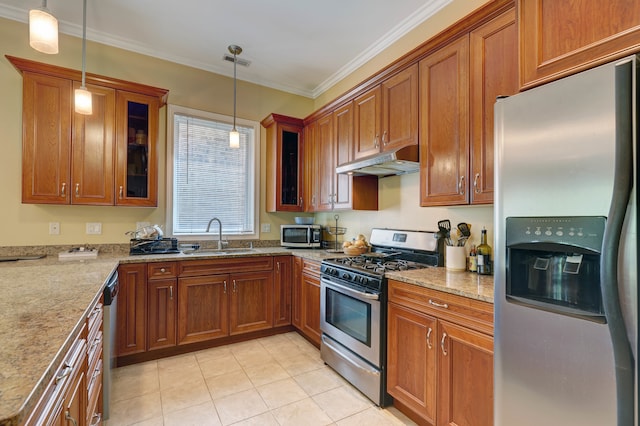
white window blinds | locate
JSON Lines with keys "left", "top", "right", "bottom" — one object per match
{"left": 170, "top": 110, "right": 257, "bottom": 236}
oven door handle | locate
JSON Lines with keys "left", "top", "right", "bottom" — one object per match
{"left": 322, "top": 335, "right": 381, "bottom": 377}
{"left": 321, "top": 278, "right": 380, "bottom": 301}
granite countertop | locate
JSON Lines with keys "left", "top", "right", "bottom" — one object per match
{"left": 385, "top": 268, "right": 494, "bottom": 303}
{"left": 0, "top": 247, "right": 490, "bottom": 425}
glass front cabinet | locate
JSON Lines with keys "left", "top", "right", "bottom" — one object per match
{"left": 116, "top": 91, "right": 160, "bottom": 206}
{"left": 261, "top": 113, "right": 305, "bottom": 212}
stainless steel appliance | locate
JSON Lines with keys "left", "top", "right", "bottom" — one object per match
{"left": 495, "top": 56, "right": 638, "bottom": 425}
{"left": 280, "top": 224, "right": 322, "bottom": 248}
{"left": 102, "top": 270, "right": 119, "bottom": 420}
{"left": 320, "top": 228, "right": 443, "bottom": 406}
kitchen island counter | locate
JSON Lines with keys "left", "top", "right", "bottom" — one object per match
{"left": 385, "top": 267, "right": 494, "bottom": 303}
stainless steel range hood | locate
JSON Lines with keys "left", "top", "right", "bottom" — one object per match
{"left": 335, "top": 145, "right": 419, "bottom": 177}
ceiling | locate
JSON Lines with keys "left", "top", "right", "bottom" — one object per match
{"left": 0, "top": 0, "right": 451, "bottom": 98}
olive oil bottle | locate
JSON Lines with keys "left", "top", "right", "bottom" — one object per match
{"left": 476, "top": 227, "right": 492, "bottom": 275}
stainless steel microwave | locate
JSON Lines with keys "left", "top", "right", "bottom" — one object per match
{"left": 280, "top": 224, "right": 322, "bottom": 248}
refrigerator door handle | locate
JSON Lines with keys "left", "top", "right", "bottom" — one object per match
{"left": 601, "top": 57, "right": 636, "bottom": 426}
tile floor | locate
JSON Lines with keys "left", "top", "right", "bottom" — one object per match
{"left": 106, "top": 332, "right": 416, "bottom": 426}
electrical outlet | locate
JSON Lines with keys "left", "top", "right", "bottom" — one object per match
{"left": 49, "top": 222, "right": 60, "bottom": 235}
{"left": 86, "top": 222, "right": 102, "bottom": 235}
{"left": 261, "top": 223, "right": 271, "bottom": 233}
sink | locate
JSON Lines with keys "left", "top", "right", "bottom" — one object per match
{"left": 182, "top": 248, "right": 256, "bottom": 255}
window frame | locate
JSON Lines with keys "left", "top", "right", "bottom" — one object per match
{"left": 165, "top": 104, "right": 261, "bottom": 240}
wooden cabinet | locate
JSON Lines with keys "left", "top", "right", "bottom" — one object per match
{"left": 310, "top": 111, "right": 378, "bottom": 212}
{"left": 261, "top": 114, "right": 305, "bottom": 212}
{"left": 229, "top": 270, "right": 274, "bottom": 334}
{"left": 7, "top": 55, "right": 167, "bottom": 207}
{"left": 86, "top": 302, "right": 104, "bottom": 425}
{"left": 387, "top": 279, "right": 493, "bottom": 426}
{"left": 117, "top": 263, "right": 147, "bottom": 356}
{"left": 303, "top": 121, "right": 319, "bottom": 211}
{"left": 293, "top": 258, "right": 322, "bottom": 347}
{"left": 292, "top": 256, "right": 303, "bottom": 328}
{"left": 519, "top": 0, "right": 640, "bottom": 90}
{"left": 420, "top": 8, "right": 516, "bottom": 206}
{"left": 147, "top": 262, "right": 177, "bottom": 350}
{"left": 177, "top": 274, "right": 229, "bottom": 345}
{"left": 353, "top": 64, "right": 419, "bottom": 159}
{"left": 274, "top": 255, "right": 293, "bottom": 327}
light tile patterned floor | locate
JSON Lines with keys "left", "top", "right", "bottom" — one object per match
{"left": 105, "top": 332, "right": 416, "bottom": 426}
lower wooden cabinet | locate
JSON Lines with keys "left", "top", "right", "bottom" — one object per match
{"left": 117, "top": 263, "right": 147, "bottom": 356}
{"left": 229, "top": 270, "right": 274, "bottom": 335}
{"left": 387, "top": 279, "right": 494, "bottom": 426}
{"left": 293, "top": 257, "right": 322, "bottom": 346}
{"left": 148, "top": 278, "right": 177, "bottom": 350}
{"left": 274, "top": 256, "right": 293, "bottom": 327}
{"left": 177, "top": 274, "right": 229, "bottom": 344}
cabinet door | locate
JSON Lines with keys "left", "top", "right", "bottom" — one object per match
{"left": 519, "top": 0, "right": 640, "bottom": 90}
{"left": 316, "top": 113, "right": 335, "bottom": 211}
{"left": 115, "top": 91, "right": 159, "bottom": 206}
{"left": 300, "top": 271, "right": 322, "bottom": 347}
{"left": 117, "top": 264, "right": 147, "bottom": 356}
{"left": 147, "top": 278, "right": 177, "bottom": 350}
{"left": 333, "top": 102, "right": 354, "bottom": 210}
{"left": 62, "top": 366, "right": 87, "bottom": 426}
{"left": 387, "top": 302, "right": 437, "bottom": 426}
{"left": 72, "top": 82, "right": 116, "bottom": 205}
{"left": 177, "top": 275, "right": 229, "bottom": 344}
{"left": 469, "top": 8, "right": 517, "bottom": 205}
{"left": 437, "top": 320, "right": 493, "bottom": 426}
{"left": 419, "top": 36, "right": 470, "bottom": 206}
{"left": 303, "top": 121, "right": 318, "bottom": 211}
{"left": 381, "top": 64, "right": 418, "bottom": 152}
{"left": 21, "top": 72, "right": 72, "bottom": 204}
{"left": 353, "top": 87, "right": 381, "bottom": 159}
{"left": 274, "top": 256, "right": 293, "bottom": 327}
{"left": 292, "top": 256, "right": 303, "bottom": 328}
{"left": 229, "top": 270, "right": 274, "bottom": 335}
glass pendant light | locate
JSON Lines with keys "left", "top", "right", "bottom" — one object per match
{"left": 29, "top": 0, "right": 59, "bottom": 54}
{"left": 229, "top": 45, "right": 242, "bottom": 149}
{"left": 74, "top": 0, "right": 92, "bottom": 115}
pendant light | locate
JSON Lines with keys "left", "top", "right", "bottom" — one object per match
{"left": 29, "top": 0, "right": 58, "bottom": 54}
{"left": 228, "top": 45, "right": 242, "bottom": 149}
{"left": 74, "top": 0, "right": 92, "bottom": 115}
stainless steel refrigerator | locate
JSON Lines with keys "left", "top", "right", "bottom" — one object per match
{"left": 494, "top": 56, "right": 638, "bottom": 425}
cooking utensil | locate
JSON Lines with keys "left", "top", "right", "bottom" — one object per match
{"left": 456, "top": 222, "right": 471, "bottom": 246}
{"left": 438, "top": 219, "right": 452, "bottom": 245}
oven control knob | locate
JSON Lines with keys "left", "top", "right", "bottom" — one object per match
{"left": 341, "top": 272, "right": 351, "bottom": 280}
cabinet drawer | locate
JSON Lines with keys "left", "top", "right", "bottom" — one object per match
{"left": 87, "top": 302, "right": 103, "bottom": 337}
{"left": 302, "top": 259, "right": 320, "bottom": 277}
{"left": 388, "top": 279, "right": 493, "bottom": 335}
{"left": 87, "top": 330, "right": 103, "bottom": 375}
{"left": 148, "top": 261, "right": 178, "bottom": 279}
{"left": 179, "top": 256, "right": 273, "bottom": 277}
{"left": 87, "top": 358, "right": 103, "bottom": 424}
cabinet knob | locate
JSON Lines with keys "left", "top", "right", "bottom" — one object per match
{"left": 473, "top": 173, "right": 481, "bottom": 194}
{"left": 160, "top": 268, "right": 166, "bottom": 273}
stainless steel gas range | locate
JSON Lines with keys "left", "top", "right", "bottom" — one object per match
{"left": 319, "top": 228, "right": 443, "bottom": 406}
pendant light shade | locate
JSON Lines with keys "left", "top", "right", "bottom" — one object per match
{"left": 29, "top": 1, "right": 58, "bottom": 54}
{"left": 74, "top": 0, "right": 92, "bottom": 115}
{"left": 229, "top": 44, "right": 242, "bottom": 149}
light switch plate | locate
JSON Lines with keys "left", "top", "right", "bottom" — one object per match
{"left": 86, "top": 222, "right": 102, "bottom": 235}
{"left": 49, "top": 222, "right": 60, "bottom": 235}
{"left": 261, "top": 223, "right": 271, "bottom": 233}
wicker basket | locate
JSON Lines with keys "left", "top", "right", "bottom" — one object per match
{"left": 343, "top": 246, "right": 369, "bottom": 256}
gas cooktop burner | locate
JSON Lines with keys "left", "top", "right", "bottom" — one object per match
{"left": 331, "top": 256, "right": 426, "bottom": 274}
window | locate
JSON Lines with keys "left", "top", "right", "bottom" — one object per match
{"left": 166, "top": 105, "right": 260, "bottom": 239}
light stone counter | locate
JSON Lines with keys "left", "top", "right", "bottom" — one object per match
{"left": 385, "top": 268, "right": 494, "bottom": 303}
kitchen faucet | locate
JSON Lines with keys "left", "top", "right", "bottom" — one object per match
{"left": 206, "top": 217, "right": 226, "bottom": 250}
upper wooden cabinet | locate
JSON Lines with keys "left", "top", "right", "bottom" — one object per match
{"left": 519, "top": 0, "right": 640, "bottom": 90}
{"left": 261, "top": 114, "right": 305, "bottom": 212}
{"left": 7, "top": 55, "right": 168, "bottom": 207}
{"left": 353, "top": 64, "right": 419, "bottom": 159}
{"left": 420, "top": 8, "right": 517, "bottom": 206}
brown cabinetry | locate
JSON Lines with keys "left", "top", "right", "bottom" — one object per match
{"left": 86, "top": 302, "right": 103, "bottom": 425}
{"left": 387, "top": 279, "right": 493, "bottom": 426}
{"left": 353, "top": 64, "right": 418, "bottom": 159}
{"left": 261, "top": 114, "right": 305, "bottom": 212}
{"left": 117, "top": 263, "right": 147, "bottom": 356}
{"left": 293, "top": 257, "right": 322, "bottom": 347}
{"left": 420, "top": 8, "right": 516, "bottom": 206}
{"left": 292, "top": 256, "right": 303, "bottom": 328}
{"left": 147, "top": 262, "right": 177, "bottom": 350}
{"left": 274, "top": 255, "right": 293, "bottom": 326}
{"left": 309, "top": 111, "right": 377, "bottom": 212}
{"left": 7, "top": 56, "right": 167, "bottom": 207}
{"left": 177, "top": 274, "right": 229, "bottom": 344}
{"left": 519, "top": 0, "right": 640, "bottom": 90}
{"left": 229, "top": 270, "right": 274, "bottom": 334}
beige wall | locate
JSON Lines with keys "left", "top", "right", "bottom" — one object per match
{"left": 0, "top": 0, "right": 494, "bottom": 249}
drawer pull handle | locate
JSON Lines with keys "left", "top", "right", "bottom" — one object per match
{"left": 223, "top": 280, "right": 227, "bottom": 294}
{"left": 277, "top": 262, "right": 280, "bottom": 273}
{"left": 458, "top": 175, "right": 465, "bottom": 195}
{"left": 65, "top": 411, "right": 78, "bottom": 426}
{"left": 90, "top": 413, "right": 102, "bottom": 426}
{"left": 428, "top": 299, "right": 449, "bottom": 309}
{"left": 75, "top": 183, "right": 80, "bottom": 196}
{"left": 441, "top": 332, "right": 448, "bottom": 356}
{"left": 160, "top": 268, "right": 166, "bottom": 273}
{"left": 426, "top": 327, "right": 433, "bottom": 350}
{"left": 170, "top": 285, "right": 173, "bottom": 300}
{"left": 119, "top": 185, "right": 124, "bottom": 198}
{"left": 55, "top": 363, "right": 72, "bottom": 383}
{"left": 473, "top": 173, "right": 481, "bottom": 193}
{"left": 61, "top": 182, "right": 66, "bottom": 196}
{"left": 233, "top": 279, "right": 237, "bottom": 293}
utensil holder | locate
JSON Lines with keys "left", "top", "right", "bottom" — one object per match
{"left": 446, "top": 246, "right": 467, "bottom": 271}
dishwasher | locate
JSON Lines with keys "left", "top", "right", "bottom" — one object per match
{"left": 102, "top": 270, "right": 119, "bottom": 420}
